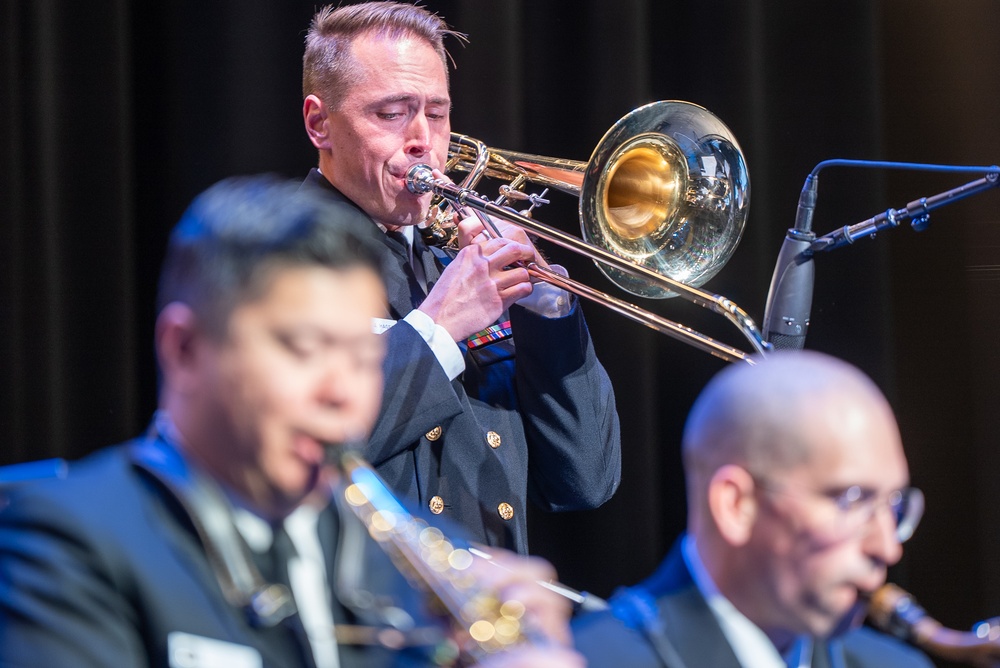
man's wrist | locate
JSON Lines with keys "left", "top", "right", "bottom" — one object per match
{"left": 404, "top": 309, "right": 465, "bottom": 380}
{"left": 517, "top": 263, "right": 573, "bottom": 318}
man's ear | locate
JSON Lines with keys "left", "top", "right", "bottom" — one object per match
{"left": 155, "top": 302, "right": 203, "bottom": 397}
{"left": 707, "top": 464, "right": 759, "bottom": 547}
{"left": 303, "top": 94, "right": 332, "bottom": 150}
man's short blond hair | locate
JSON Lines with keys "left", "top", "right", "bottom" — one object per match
{"left": 303, "top": 2, "right": 462, "bottom": 109}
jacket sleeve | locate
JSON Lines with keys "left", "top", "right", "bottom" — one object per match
{"left": 0, "top": 486, "right": 148, "bottom": 667}
{"left": 363, "top": 321, "right": 464, "bottom": 467}
{"left": 509, "top": 300, "right": 622, "bottom": 511}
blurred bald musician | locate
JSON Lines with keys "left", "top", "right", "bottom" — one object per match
{"left": 573, "top": 351, "right": 933, "bottom": 668}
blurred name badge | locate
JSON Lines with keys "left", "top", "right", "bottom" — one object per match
{"left": 372, "top": 318, "right": 397, "bottom": 334}
{"left": 168, "top": 632, "right": 262, "bottom": 668}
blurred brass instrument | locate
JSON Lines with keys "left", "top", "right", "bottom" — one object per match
{"left": 868, "top": 583, "right": 1000, "bottom": 667}
{"left": 409, "top": 100, "right": 770, "bottom": 364}
{"left": 333, "top": 449, "right": 545, "bottom": 664}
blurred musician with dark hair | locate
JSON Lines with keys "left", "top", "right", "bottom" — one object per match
{"left": 0, "top": 176, "right": 584, "bottom": 668}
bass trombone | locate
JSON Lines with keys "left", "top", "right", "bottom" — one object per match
{"left": 408, "top": 100, "right": 770, "bottom": 364}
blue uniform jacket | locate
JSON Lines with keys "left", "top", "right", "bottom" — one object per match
{"left": 572, "top": 537, "right": 935, "bottom": 668}
{"left": 304, "top": 169, "right": 622, "bottom": 553}
{"left": 0, "top": 433, "right": 436, "bottom": 668}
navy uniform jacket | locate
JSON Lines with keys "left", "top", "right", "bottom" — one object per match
{"left": 304, "top": 169, "right": 622, "bottom": 553}
{"left": 0, "top": 434, "right": 434, "bottom": 668}
{"left": 571, "top": 539, "right": 934, "bottom": 668}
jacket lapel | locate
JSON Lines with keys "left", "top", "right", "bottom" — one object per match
{"left": 130, "top": 432, "right": 309, "bottom": 668}
{"left": 376, "top": 233, "right": 425, "bottom": 318}
{"left": 646, "top": 540, "right": 745, "bottom": 668}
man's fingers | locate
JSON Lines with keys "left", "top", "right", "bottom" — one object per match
{"left": 456, "top": 213, "right": 537, "bottom": 249}
{"left": 477, "top": 647, "right": 585, "bottom": 668}
{"left": 456, "top": 216, "right": 485, "bottom": 245}
{"left": 495, "top": 263, "right": 531, "bottom": 288}
{"left": 484, "top": 239, "right": 535, "bottom": 269}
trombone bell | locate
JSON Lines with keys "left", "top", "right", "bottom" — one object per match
{"left": 582, "top": 101, "right": 750, "bottom": 299}
{"left": 601, "top": 136, "right": 685, "bottom": 242}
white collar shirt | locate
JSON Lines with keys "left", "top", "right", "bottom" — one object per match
{"left": 681, "top": 535, "right": 790, "bottom": 668}
{"left": 231, "top": 502, "right": 340, "bottom": 668}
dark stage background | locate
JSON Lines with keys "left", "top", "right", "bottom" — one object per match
{"left": 3, "top": 1, "right": 999, "bottom": 664}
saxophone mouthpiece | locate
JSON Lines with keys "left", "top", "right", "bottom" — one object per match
{"left": 866, "top": 583, "right": 928, "bottom": 642}
{"left": 867, "top": 583, "right": 1000, "bottom": 668}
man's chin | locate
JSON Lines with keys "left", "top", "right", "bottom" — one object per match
{"left": 804, "top": 601, "right": 864, "bottom": 639}
{"left": 297, "top": 464, "right": 323, "bottom": 498}
{"left": 382, "top": 190, "right": 431, "bottom": 226}
{"left": 395, "top": 207, "right": 429, "bottom": 228}
{"left": 272, "top": 468, "right": 324, "bottom": 516}
{"left": 827, "top": 600, "right": 870, "bottom": 637}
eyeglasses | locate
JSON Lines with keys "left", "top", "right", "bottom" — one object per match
{"left": 753, "top": 476, "right": 925, "bottom": 544}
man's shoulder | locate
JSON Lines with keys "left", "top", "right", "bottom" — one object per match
{"left": 842, "top": 625, "right": 935, "bottom": 667}
{"left": 1, "top": 442, "right": 148, "bottom": 528}
{"left": 571, "top": 606, "right": 665, "bottom": 668}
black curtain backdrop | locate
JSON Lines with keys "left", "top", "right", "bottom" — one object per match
{"left": 3, "top": 2, "right": 999, "bottom": 663}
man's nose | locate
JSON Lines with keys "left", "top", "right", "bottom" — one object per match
{"left": 404, "top": 113, "right": 431, "bottom": 156}
{"left": 863, "top": 503, "right": 904, "bottom": 566}
{"left": 316, "top": 355, "right": 353, "bottom": 407}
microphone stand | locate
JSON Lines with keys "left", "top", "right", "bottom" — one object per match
{"left": 809, "top": 170, "right": 1000, "bottom": 254}
{"left": 763, "top": 161, "right": 1000, "bottom": 349}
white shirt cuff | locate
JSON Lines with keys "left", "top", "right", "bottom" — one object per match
{"left": 516, "top": 263, "right": 572, "bottom": 317}
{"left": 403, "top": 309, "right": 465, "bottom": 381}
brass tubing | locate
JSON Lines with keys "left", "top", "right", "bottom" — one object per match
{"left": 407, "top": 165, "right": 768, "bottom": 364}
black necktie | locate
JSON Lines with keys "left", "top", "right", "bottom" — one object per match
{"left": 255, "top": 525, "right": 317, "bottom": 668}
{"left": 262, "top": 524, "right": 296, "bottom": 588}
{"left": 410, "top": 232, "right": 440, "bottom": 292}
{"left": 384, "top": 230, "right": 438, "bottom": 308}
{"left": 784, "top": 637, "right": 835, "bottom": 668}
{"left": 811, "top": 638, "right": 834, "bottom": 668}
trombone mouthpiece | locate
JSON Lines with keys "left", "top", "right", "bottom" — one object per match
{"left": 405, "top": 164, "right": 435, "bottom": 194}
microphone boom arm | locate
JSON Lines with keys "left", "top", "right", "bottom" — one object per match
{"left": 810, "top": 171, "right": 1000, "bottom": 254}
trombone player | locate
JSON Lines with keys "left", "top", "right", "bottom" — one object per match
{"left": 300, "top": 1, "right": 621, "bottom": 554}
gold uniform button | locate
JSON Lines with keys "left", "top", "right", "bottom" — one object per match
{"left": 429, "top": 496, "right": 445, "bottom": 514}
{"left": 497, "top": 502, "right": 514, "bottom": 521}
{"left": 486, "top": 431, "right": 502, "bottom": 449}
{"left": 425, "top": 426, "right": 442, "bottom": 441}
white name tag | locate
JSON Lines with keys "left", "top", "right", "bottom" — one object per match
{"left": 168, "top": 632, "right": 263, "bottom": 668}
{"left": 372, "top": 317, "right": 397, "bottom": 334}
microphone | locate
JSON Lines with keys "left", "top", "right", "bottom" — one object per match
{"left": 762, "top": 175, "right": 819, "bottom": 350}
{"left": 763, "top": 160, "right": 997, "bottom": 351}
